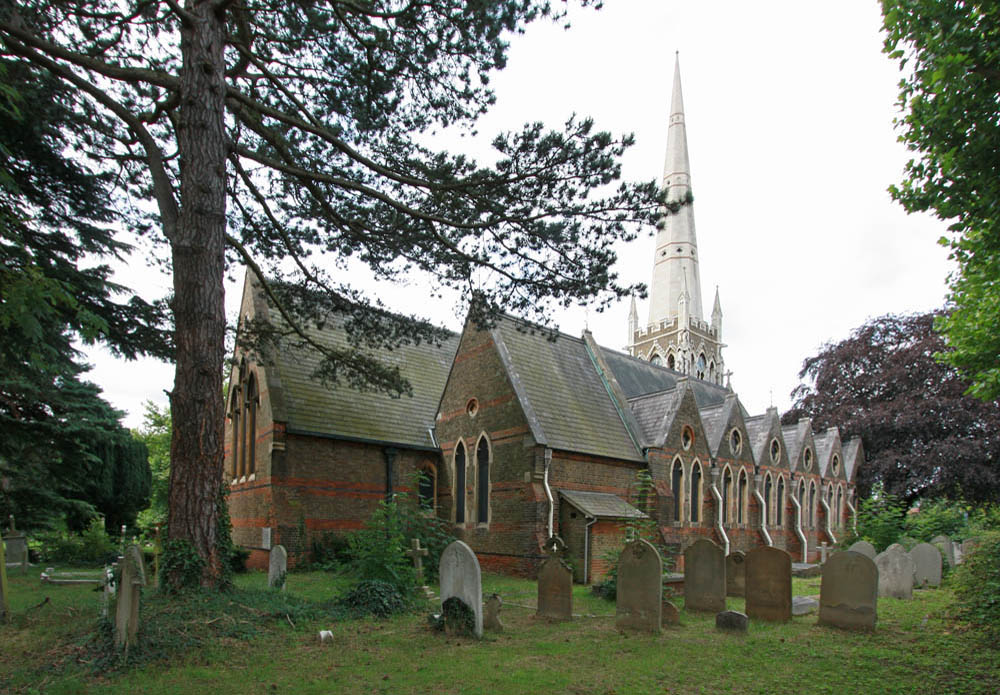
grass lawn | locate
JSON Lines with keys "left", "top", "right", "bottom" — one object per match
{"left": 2, "top": 565, "right": 998, "bottom": 695}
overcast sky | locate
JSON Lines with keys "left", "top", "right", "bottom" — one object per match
{"left": 84, "top": 1, "right": 953, "bottom": 430}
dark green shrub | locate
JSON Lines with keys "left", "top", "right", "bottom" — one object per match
{"left": 850, "top": 488, "right": 907, "bottom": 551}
{"left": 310, "top": 531, "right": 352, "bottom": 570}
{"left": 37, "top": 518, "right": 118, "bottom": 565}
{"left": 337, "top": 579, "right": 409, "bottom": 618}
{"left": 229, "top": 546, "right": 250, "bottom": 574}
{"left": 345, "top": 500, "right": 415, "bottom": 594}
{"left": 905, "top": 499, "right": 970, "bottom": 541}
{"left": 950, "top": 530, "right": 1000, "bottom": 642}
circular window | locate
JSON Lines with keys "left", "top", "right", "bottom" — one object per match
{"left": 466, "top": 398, "right": 479, "bottom": 417}
{"left": 682, "top": 426, "right": 694, "bottom": 451}
{"left": 730, "top": 429, "right": 742, "bottom": 455}
{"left": 832, "top": 455, "right": 840, "bottom": 475}
{"left": 804, "top": 447, "right": 813, "bottom": 470}
{"left": 770, "top": 439, "right": 780, "bottom": 463}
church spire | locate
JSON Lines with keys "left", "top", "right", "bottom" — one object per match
{"left": 646, "top": 52, "right": 704, "bottom": 326}
{"left": 627, "top": 294, "right": 638, "bottom": 344}
{"left": 711, "top": 285, "right": 723, "bottom": 339}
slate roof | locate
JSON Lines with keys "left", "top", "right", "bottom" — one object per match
{"left": 559, "top": 489, "right": 648, "bottom": 519}
{"left": 814, "top": 429, "right": 836, "bottom": 477}
{"left": 601, "top": 347, "right": 731, "bottom": 408}
{"left": 628, "top": 387, "right": 683, "bottom": 446}
{"left": 268, "top": 312, "right": 459, "bottom": 450}
{"left": 843, "top": 437, "right": 863, "bottom": 482}
{"left": 492, "top": 318, "right": 644, "bottom": 462}
{"left": 698, "top": 402, "right": 728, "bottom": 457}
{"left": 745, "top": 412, "right": 775, "bottom": 464}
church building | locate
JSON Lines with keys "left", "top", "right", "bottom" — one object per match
{"left": 225, "top": 57, "right": 861, "bottom": 578}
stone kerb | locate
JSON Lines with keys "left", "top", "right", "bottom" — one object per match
{"left": 875, "top": 546, "right": 915, "bottom": 600}
{"left": 114, "top": 544, "right": 147, "bottom": 649}
{"left": 909, "top": 543, "right": 942, "bottom": 588}
{"left": 684, "top": 539, "right": 726, "bottom": 613}
{"left": 537, "top": 555, "right": 573, "bottom": 621}
{"left": 268, "top": 544, "right": 287, "bottom": 590}
{"left": 725, "top": 551, "right": 745, "bottom": 597}
{"left": 847, "top": 540, "right": 876, "bottom": 560}
{"left": 745, "top": 546, "right": 792, "bottom": 622}
{"left": 818, "top": 550, "right": 877, "bottom": 631}
{"left": 615, "top": 538, "right": 662, "bottom": 633}
{"left": 440, "top": 540, "right": 483, "bottom": 638}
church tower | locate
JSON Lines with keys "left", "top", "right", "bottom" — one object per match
{"left": 628, "top": 54, "right": 726, "bottom": 385}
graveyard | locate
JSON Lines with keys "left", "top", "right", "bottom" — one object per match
{"left": 2, "top": 540, "right": 999, "bottom": 695}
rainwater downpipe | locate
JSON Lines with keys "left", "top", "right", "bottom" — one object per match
{"left": 846, "top": 493, "right": 858, "bottom": 535}
{"left": 788, "top": 481, "right": 808, "bottom": 563}
{"left": 820, "top": 489, "right": 837, "bottom": 546}
{"left": 752, "top": 473, "right": 773, "bottom": 547}
{"left": 543, "top": 448, "right": 554, "bottom": 539}
{"left": 709, "top": 468, "right": 730, "bottom": 555}
{"left": 583, "top": 514, "right": 598, "bottom": 584}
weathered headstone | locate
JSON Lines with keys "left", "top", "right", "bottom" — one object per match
{"left": 484, "top": 593, "right": 504, "bottom": 632}
{"left": 884, "top": 542, "right": 906, "bottom": 555}
{"left": 440, "top": 540, "right": 483, "bottom": 638}
{"left": 684, "top": 539, "right": 726, "bottom": 613}
{"left": 114, "top": 545, "right": 147, "bottom": 649}
{"left": 268, "top": 544, "right": 287, "bottom": 590}
{"left": 792, "top": 596, "right": 818, "bottom": 616}
{"left": 662, "top": 599, "right": 680, "bottom": 625}
{"left": 745, "top": 546, "right": 792, "bottom": 622}
{"left": 537, "top": 540, "right": 573, "bottom": 621}
{"left": 615, "top": 538, "right": 662, "bottom": 633}
{"left": 875, "top": 546, "right": 915, "bottom": 600}
{"left": 930, "top": 535, "right": 955, "bottom": 567}
{"left": 819, "top": 550, "right": 878, "bottom": 631}
{"left": 847, "top": 540, "right": 876, "bottom": 560}
{"left": 725, "top": 551, "right": 746, "bottom": 597}
{"left": 909, "top": 543, "right": 942, "bottom": 588}
{"left": 3, "top": 532, "right": 28, "bottom": 573}
{"left": 716, "top": 610, "right": 748, "bottom": 632}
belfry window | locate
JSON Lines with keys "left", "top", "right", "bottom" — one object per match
{"left": 650, "top": 354, "right": 663, "bottom": 367}
{"left": 696, "top": 353, "right": 707, "bottom": 379}
{"left": 667, "top": 353, "right": 676, "bottom": 370}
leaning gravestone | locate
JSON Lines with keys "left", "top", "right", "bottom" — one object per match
{"left": 819, "top": 550, "right": 877, "bottom": 631}
{"left": 725, "top": 551, "right": 746, "bottom": 597}
{"left": 875, "top": 546, "right": 915, "bottom": 600}
{"left": 114, "top": 544, "right": 147, "bottom": 649}
{"left": 931, "top": 535, "right": 955, "bottom": 568}
{"left": 268, "top": 544, "right": 287, "bottom": 590}
{"left": 847, "top": 540, "right": 876, "bottom": 560}
{"left": 684, "top": 539, "right": 726, "bottom": 613}
{"left": 909, "top": 543, "right": 942, "bottom": 588}
{"left": 440, "top": 540, "right": 483, "bottom": 638}
{"left": 615, "top": 538, "right": 662, "bottom": 633}
{"left": 537, "top": 540, "right": 573, "bottom": 621}
{"left": 745, "top": 546, "right": 792, "bottom": 622}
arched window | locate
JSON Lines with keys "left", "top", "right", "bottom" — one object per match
{"left": 737, "top": 470, "right": 747, "bottom": 525}
{"left": 808, "top": 481, "right": 817, "bottom": 529}
{"left": 476, "top": 436, "right": 490, "bottom": 524}
{"left": 836, "top": 485, "right": 844, "bottom": 529}
{"left": 722, "top": 467, "right": 733, "bottom": 525}
{"left": 650, "top": 354, "right": 663, "bottom": 367}
{"left": 454, "top": 441, "right": 466, "bottom": 524}
{"left": 764, "top": 474, "right": 773, "bottom": 527}
{"left": 229, "top": 388, "right": 240, "bottom": 480}
{"left": 709, "top": 361, "right": 716, "bottom": 382}
{"left": 797, "top": 480, "right": 805, "bottom": 525}
{"left": 689, "top": 462, "right": 702, "bottom": 523}
{"left": 244, "top": 373, "right": 258, "bottom": 477}
{"left": 667, "top": 353, "right": 676, "bottom": 370}
{"left": 671, "top": 458, "right": 684, "bottom": 522}
{"left": 776, "top": 476, "right": 785, "bottom": 527}
{"left": 418, "top": 465, "right": 437, "bottom": 511}
{"left": 696, "top": 353, "right": 707, "bottom": 379}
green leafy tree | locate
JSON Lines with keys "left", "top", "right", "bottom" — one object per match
{"left": 881, "top": 2, "right": 1000, "bottom": 400}
{"left": 0, "top": 2, "right": 660, "bottom": 586}
{"left": 135, "top": 401, "right": 172, "bottom": 530}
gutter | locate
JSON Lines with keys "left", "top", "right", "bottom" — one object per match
{"left": 788, "top": 482, "right": 808, "bottom": 563}
{"left": 709, "top": 468, "right": 730, "bottom": 555}
{"left": 820, "top": 489, "right": 837, "bottom": 546}
{"left": 543, "top": 448, "right": 554, "bottom": 538}
{"left": 752, "top": 473, "right": 773, "bottom": 546}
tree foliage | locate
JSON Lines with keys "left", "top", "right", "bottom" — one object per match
{"left": 784, "top": 312, "right": 1000, "bottom": 506}
{"left": 134, "top": 401, "right": 172, "bottom": 530}
{"left": 0, "top": 1, "right": 661, "bottom": 585}
{"left": 881, "top": 2, "right": 1000, "bottom": 400}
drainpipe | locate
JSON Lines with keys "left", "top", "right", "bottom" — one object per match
{"left": 752, "top": 473, "right": 773, "bottom": 546}
{"left": 846, "top": 491, "right": 857, "bottom": 535}
{"left": 709, "top": 468, "right": 730, "bottom": 555}
{"left": 788, "top": 482, "right": 808, "bottom": 563}
{"left": 543, "top": 448, "right": 554, "bottom": 538}
{"left": 820, "top": 488, "right": 837, "bottom": 546}
{"left": 583, "top": 514, "right": 598, "bottom": 584}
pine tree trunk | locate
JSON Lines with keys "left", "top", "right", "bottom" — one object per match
{"left": 166, "top": 1, "right": 228, "bottom": 587}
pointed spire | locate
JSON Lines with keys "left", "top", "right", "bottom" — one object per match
{"left": 711, "top": 285, "right": 723, "bottom": 338}
{"left": 627, "top": 294, "right": 639, "bottom": 345}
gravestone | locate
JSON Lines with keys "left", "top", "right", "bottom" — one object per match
{"left": 715, "top": 610, "right": 748, "bottom": 632}
{"left": 3, "top": 531, "right": 28, "bottom": 573}
{"left": 818, "top": 542, "right": 830, "bottom": 564}
{"left": 662, "top": 600, "right": 680, "bottom": 625}
{"left": 885, "top": 543, "right": 906, "bottom": 555}
{"left": 440, "top": 540, "right": 483, "bottom": 638}
{"left": 819, "top": 551, "right": 877, "bottom": 631}
{"left": 268, "top": 544, "right": 287, "bottom": 590}
{"left": 484, "top": 594, "right": 504, "bottom": 632}
{"left": 114, "top": 545, "right": 147, "bottom": 649}
{"left": 725, "top": 551, "right": 745, "bottom": 597}
{"left": 615, "top": 538, "right": 662, "bottom": 633}
{"left": 909, "top": 543, "right": 942, "bottom": 588}
{"left": 930, "top": 535, "right": 955, "bottom": 567}
{"left": 684, "top": 539, "right": 726, "bottom": 613}
{"left": 745, "top": 546, "right": 792, "bottom": 622}
{"left": 792, "top": 596, "right": 818, "bottom": 615}
{"left": 537, "top": 538, "right": 572, "bottom": 621}
{"left": 875, "top": 546, "right": 915, "bottom": 599}
{"left": 847, "top": 540, "right": 876, "bottom": 560}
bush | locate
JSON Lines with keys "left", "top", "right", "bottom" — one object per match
{"left": 905, "top": 499, "right": 969, "bottom": 541}
{"left": 309, "top": 531, "right": 352, "bottom": 571}
{"left": 36, "top": 518, "right": 118, "bottom": 565}
{"left": 345, "top": 500, "right": 415, "bottom": 594}
{"left": 336, "top": 579, "right": 410, "bottom": 618}
{"left": 950, "top": 531, "right": 1000, "bottom": 642}
{"left": 850, "top": 488, "right": 907, "bottom": 551}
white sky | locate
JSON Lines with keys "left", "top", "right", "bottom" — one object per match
{"left": 84, "top": 1, "right": 952, "bottom": 430}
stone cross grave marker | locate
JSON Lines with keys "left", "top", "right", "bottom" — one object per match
{"left": 440, "top": 540, "right": 483, "bottom": 638}
{"left": 746, "top": 546, "right": 792, "bottom": 622}
{"left": 406, "top": 537, "right": 431, "bottom": 597}
{"left": 847, "top": 540, "right": 876, "bottom": 560}
{"left": 931, "top": 535, "right": 955, "bottom": 568}
{"left": 725, "top": 551, "right": 745, "bottom": 597}
{"left": 114, "top": 544, "right": 147, "bottom": 649}
{"left": 684, "top": 538, "right": 726, "bottom": 613}
{"left": 818, "top": 550, "right": 878, "bottom": 631}
{"left": 818, "top": 542, "right": 830, "bottom": 564}
{"left": 909, "top": 543, "right": 942, "bottom": 588}
{"left": 537, "top": 536, "right": 572, "bottom": 621}
{"left": 875, "top": 545, "right": 915, "bottom": 600}
{"left": 615, "top": 538, "right": 662, "bottom": 633}
{"left": 268, "top": 544, "right": 287, "bottom": 590}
